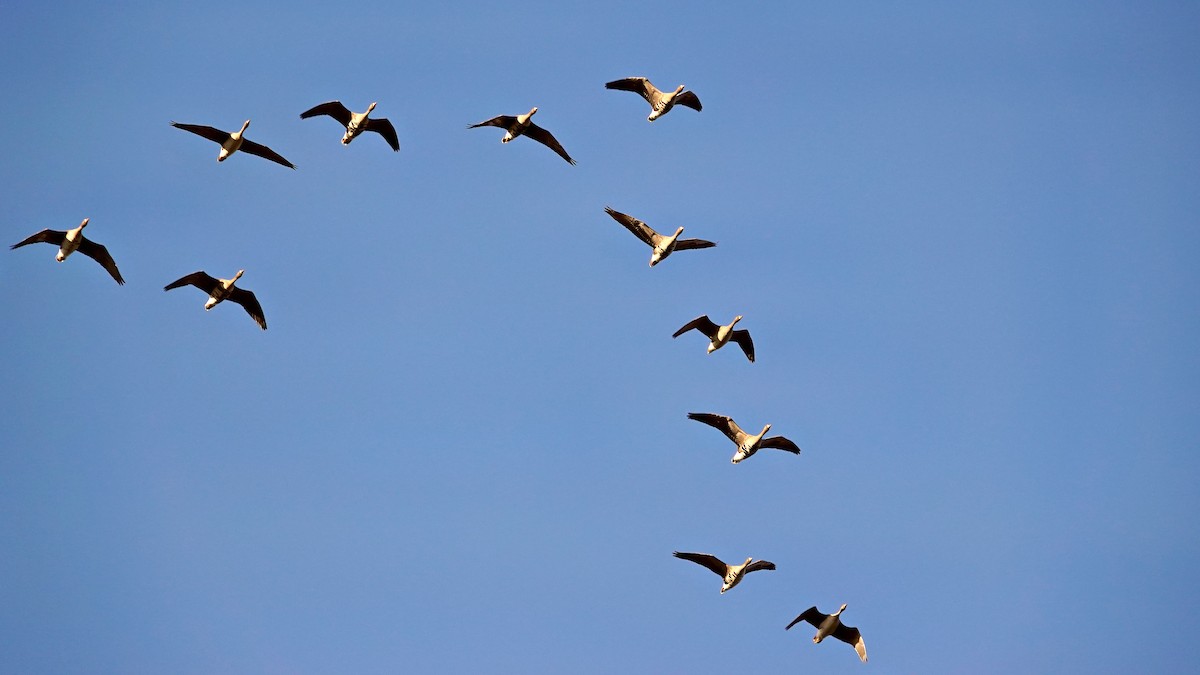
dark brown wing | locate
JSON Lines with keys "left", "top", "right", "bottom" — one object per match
{"left": 832, "top": 622, "right": 868, "bottom": 661}
{"left": 299, "top": 101, "right": 352, "bottom": 126}
{"left": 10, "top": 229, "right": 66, "bottom": 249}
{"left": 686, "top": 412, "right": 744, "bottom": 444}
{"left": 672, "top": 551, "right": 728, "bottom": 577}
{"left": 228, "top": 287, "right": 267, "bottom": 330}
{"left": 785, "top": 606, "right": 827, "bottom": 631}
{"left": 832, "top": 623, "right": 861, "bottom": 643}
{"left": 605, "top": 77, "right": 657, "bottom": 103}
{"left": 239, "top": 139, "right": 296, "bottom": 169}
{"left": 171, "top": 122, "right": 232, "bottom": 145}
{"left": 365, "top": 118, "right": 400, "bottom": 151}
{"left": 468, "top": 115, "right": 517, "bottom": 130}
{"left": 164, "top": 271, "right": 219, "bottom": 294}
{"left": 675, "top": 90, "right": 702, "bottom": 111}
{"left": 730, "top": 329, "right": 755, "bottom": 362}
{"left": 672, "top": 238, "right": 716, "bottom": 251}
{"left": 673, "top": 315, "right": 720, "bottom": 339}
{"left": 743, "top": 560, "right": 776, "bottom": 574}
{"left": 524, "top": 122, "right": 575, "bottom": 165}
{"left": 76, "top": 238, "right": 124, "bottom": 285}
{"left": 604, "top": 207, "right": 658, "bottom": 247}
{"left": 760, "top": 435, "right": 801, "bottom": 455}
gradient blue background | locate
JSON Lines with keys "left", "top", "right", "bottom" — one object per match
{"left": 2, "top": 2, "right": 1198, "bottom": 672}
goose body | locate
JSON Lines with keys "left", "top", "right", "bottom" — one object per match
{"left": 164, "top": 269, "right": 267, "bottom": 330}
{"left": 687, "top": 412, "right": 801, "bottom": 464}
{"left": 605, "top": 77, "right": 702, "bottom": 122}
{"left": 786, "top": 604, "right": 868, "bottom": 663}
{"left": 468, "top": 107, "right": 575, "bottom": 164}
{"left": 171, "top": 119, "right": 295, "bottom": 169}
{"left": 603, "top": 207, "right": 714, "bottom": 267}
{"left": 673, "top": 314, "right": 754, "bottom": 361}
{"left": 672, "top": 551, "right": 775, "bottom": 593}
{"left": 300, "top": 100, "right": 399, "bottom": 151}
{"left": 10, "top": 218, "right": 124, "bottom": 284}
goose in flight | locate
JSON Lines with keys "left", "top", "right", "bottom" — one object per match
{"left": 10, "top": 218, "right": 124, "bottom": 285}
{"left": 673, "top": 314, "right": 754, "bottom": 362}
{"left": 164, "top": 269, "right": 267, "bottom": 330}
{"left": 300, "top": 101, "right": 399, "bottom": 151}
{"left": 687, "top": 412, "right": 801, "bottom": 464}
{"left": 672, "top": 551, "right": 775, "bottom": 594}
{"left": 171, "top": 120, "right": 295, "bottom": 169}
{"left": 786, "top": 604, "right": 868, "bottom": 663}
{"left": 604, "top": 206, "right": 714, "bottom": 267}
{"left": 605, "top": 77, "right": 702, "bottom": 121}
{"left": 468, "top": 107, "right": 575, "bottom": 165}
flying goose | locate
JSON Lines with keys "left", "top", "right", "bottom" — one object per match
{"left": 605, "top": 77, "right": 702, "bottom": 121}
{"left": 687, "top": 412, "right": 801, "bottom": 464}
{"left": 672, "top": 551, "right": 775, "bottom": 594}
{"left": 300, "top": 101, "right": 399, "bottom": 151}
{"left": 468, "top": 107, "right": 575, "bottom": 165}
{"left": 673, "top": 314, "right": 754, "bottom": 362}
{"left": 171, "top": 120, "right": 295, "bottom": 169}
{"left": 604, "top": 206, "right": 714, "bottom": 267}
{"left": 164, "top": 269, "right": 267, "bottom": 330}
{"left": 786, "top": 604, "right": 868, "bottom": 663}
{"left": 11, "top": 218, "right": 124, "bottom": 285}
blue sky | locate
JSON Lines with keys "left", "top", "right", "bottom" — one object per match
{"left": 2, "top": 1, "right": 1198, "bottom": 672}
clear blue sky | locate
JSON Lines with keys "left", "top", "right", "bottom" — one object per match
{"left": 2, "top": 2, "right": 1198, "bottom": 672}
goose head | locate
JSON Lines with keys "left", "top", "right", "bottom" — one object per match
{"left": 233, "top": 269, "right": 245, "bottom": 282}
{"left": 366, "top": 101, "right": 378, "bottom": 114}
{"left": 835, "top": 603, "right": 848, "bottom": 615}
{"left": 240, "top": 120, "right": 251, "bottom": 133}
{"left": 731, "top": 315, "right": 743, "bottom": 327}
{"left": 78, "top": 217, "right": 90, "bottom": 229}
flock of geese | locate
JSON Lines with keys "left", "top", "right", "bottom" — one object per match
{"left": 11, "top": 76, "right": 869, "bottom": 664}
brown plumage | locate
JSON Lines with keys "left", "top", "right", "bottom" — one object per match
{"left": 687, "top": 412, "right": 801, "bottom": 464}
{"left": 164, "top": 269, "right": 267, "bottom": 330}
{"left": 468, "top": 107, "right": 575, "bottom": 165}
{"left": 672, "top": 551, "right": 776, "bottom": 593}
{"left": 786, "top": 604, "right": 868, "bottom": 663}
{"left": 11, "top": 218, "right": 124, "bottom": 285}
{"left": 605, "top": 77, "right": 702, "bottom": 121}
